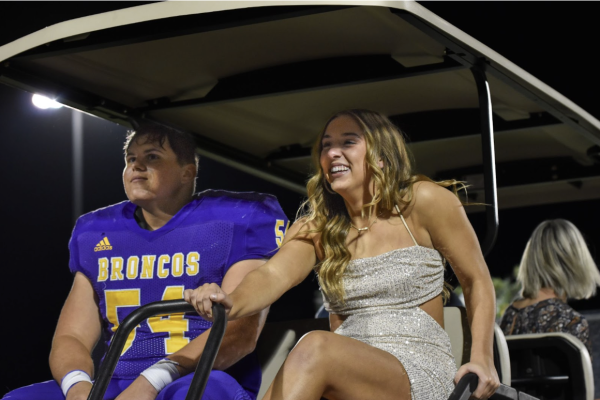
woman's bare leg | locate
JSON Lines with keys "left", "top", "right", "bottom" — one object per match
{"left": 261, "top": 330, "right": 411, "bottom": 400}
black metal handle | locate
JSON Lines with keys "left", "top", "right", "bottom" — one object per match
{"left": 87, "top": 300, "right": 227, "bottom": 400}
{"left": 448, "top": 372, "right": 478, "bottom": 400}
{"left": 448, "top": 372, "right": 539, "bottom": 400}
{"left": 185, "top": 303, "right": 227, "bottom": 400}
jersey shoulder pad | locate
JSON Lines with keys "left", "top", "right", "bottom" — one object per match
{"left": 74, "top": 200, "right": 131, "bottom": 231}
{"left": 195, "top": 189, "right": 278, "bottom": 204}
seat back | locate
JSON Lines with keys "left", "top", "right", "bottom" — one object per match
{"left": 505, "top": 332, "right": 594, "bottom": 400}
{"left": 443, "top": 306, "right": 472, "bottom": 367}
{"left": 494, "top": 323, "right": 512, "bottom": 386}
{"left": 255, "top": 318, "right": 329, "bottom": 400}
{"left": 443, "top": 306, "right": 511, "bottom": 385}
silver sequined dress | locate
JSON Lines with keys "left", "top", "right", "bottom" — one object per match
{"left": 323, "top": 215, "right": 457, "bottom": 400}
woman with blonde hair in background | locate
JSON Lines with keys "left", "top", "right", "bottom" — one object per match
{"left": 185, "top": 109, "right": 500, "bottom": 400}
{"left": 500, "top": 219, "right": 600, "bottom": 356}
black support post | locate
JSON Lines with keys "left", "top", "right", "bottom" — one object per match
{"left": 470, "top": 66, "right": 499, "bottom": 257}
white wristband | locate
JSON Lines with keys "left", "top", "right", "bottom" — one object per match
{"left": 140, "top": 359, "right": 181, "bottom": 392}
{"left": 61, "top": 370, "right": 93, "bottom": 396}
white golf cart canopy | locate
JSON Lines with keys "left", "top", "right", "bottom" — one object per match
{"left": 1, "top": 1, "right": 599, "bottom": 209}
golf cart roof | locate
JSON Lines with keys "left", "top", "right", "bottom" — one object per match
{"left": 1, "top": 1, "right": 599, "bottom": 208}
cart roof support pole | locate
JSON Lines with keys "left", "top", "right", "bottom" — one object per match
{"left": 471, "top": 65, "right": 498, "bottom": 257}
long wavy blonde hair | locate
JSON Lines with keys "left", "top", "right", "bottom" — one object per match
{"left": 298, "top": 109, "right": 464, "bottom": 304}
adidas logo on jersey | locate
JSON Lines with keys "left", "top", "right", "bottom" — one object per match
{"left": 94, "top": 237, "right": 113, "bottom": 252}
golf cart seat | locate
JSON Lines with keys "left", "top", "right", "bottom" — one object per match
{"left": 505, "top": 332, "right": 594, "bottom": 400}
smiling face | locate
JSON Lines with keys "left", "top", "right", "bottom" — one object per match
{"left": 319, "top": 115, "right": 370, "bottom": 196}
{"left": 123, "top": 135, "right": 195, "bottom": 207}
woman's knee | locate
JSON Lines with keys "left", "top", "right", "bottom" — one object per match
{"left": 286, "top": 330, "right": 335, "bottom": 370}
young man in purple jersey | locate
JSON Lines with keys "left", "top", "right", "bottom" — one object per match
{"left": 3, "top": 122, "right": 289, "bottom": 400}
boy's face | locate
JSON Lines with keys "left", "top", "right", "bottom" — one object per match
{"left": 123, "top": 135, "right": 190, "bottom": 206}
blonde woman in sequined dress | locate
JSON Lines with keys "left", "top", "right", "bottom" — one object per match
{"left": 185, "top": 109, "right": 500, "bottom": 400}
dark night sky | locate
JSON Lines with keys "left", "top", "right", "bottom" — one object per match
{"left": 1, "top": 1, "right": 600, "bottom": 394}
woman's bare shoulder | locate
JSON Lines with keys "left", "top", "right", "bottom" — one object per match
{"left": 283, "top": 217, "right": 324, "bottom": 260}
{"left": 411, "top": 181, "right": 463, "bottom": 220}
{"left": 286, "top": 216, "right": 319, "bottom": 241}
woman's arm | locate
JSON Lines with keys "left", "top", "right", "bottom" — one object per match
{"left": 50, "top": 272, "right": 103, "bottom": 400}
{"left": 185, "top": 219, "right": 317, "bottom": 320}
{"left": 414, "top": 182, "right": 499, "bottom": 399}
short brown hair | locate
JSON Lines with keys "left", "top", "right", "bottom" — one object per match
{"left": 124, "top": 121, "right": 199, "bottom": 169}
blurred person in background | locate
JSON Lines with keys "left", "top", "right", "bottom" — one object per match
{"left": 500, "top": 219, "right": 600, "bottom": 356}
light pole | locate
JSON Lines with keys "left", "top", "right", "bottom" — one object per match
{"left": 72, "top": 109, "right": 83, "bottom": 221}
{"left": 32, "top": 94, "right": 83, "bottom": 222}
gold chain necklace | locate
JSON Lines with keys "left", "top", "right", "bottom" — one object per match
{"left": 350, "top": 217, "right": 378, "bottom": 232}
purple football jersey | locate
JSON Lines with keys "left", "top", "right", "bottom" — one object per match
{"left": 69, "top": 190, "right": 289, "bottom": 379}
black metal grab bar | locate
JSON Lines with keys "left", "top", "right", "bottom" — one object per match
{"left": 471, "top": 66, "right": 499, "bottom": 258}
{"left": 87, "top": 300, "right": 227, "bottom": 400}
{"left": 391, "top": 11, "right": 500, "bottom": 259}
{"left": 449, "top": 373, "right": 539, "bottom": 400}
{"left": 185, "top": 302, "right": 227, "bottom": 400}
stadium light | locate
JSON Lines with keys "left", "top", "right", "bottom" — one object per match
{"left": 30, "top": 93, "right": 82, "bottom": 219}
{"left": 32, "top": 94, "right": 63, "bottom": 109}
